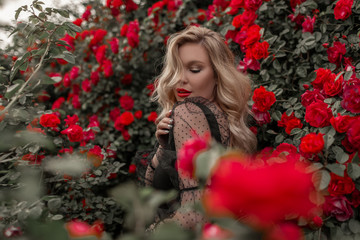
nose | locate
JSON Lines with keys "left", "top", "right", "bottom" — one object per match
{"left": 178, "top": 70, "right": 187, "bottom": 85}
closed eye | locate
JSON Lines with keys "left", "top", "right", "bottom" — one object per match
{"left": 190, "top": 69, "right": 201, "bottom": 73}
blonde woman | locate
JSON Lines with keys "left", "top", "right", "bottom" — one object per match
{"left": 138, "top": 25, "right": 257, "bottom": 230}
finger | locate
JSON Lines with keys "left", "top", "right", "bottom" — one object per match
{"left": 157, "top": 122, "right": 172, "bottom": 131}
{"left": 165, "top": 109, "right": 172, "bottom": 117}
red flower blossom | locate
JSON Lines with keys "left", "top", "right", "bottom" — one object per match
{"left": 290, "top": 0, "right": 305, "bottom": 9}
{"left": 69, "top": 66, "right": 80, "bottom": 80}
{"left": 328, "top": 172, "right": 355, "bottom": 196}
{"left": 327, "top": 41, "right": 346, "bottom": 66}
{"left": 252, "top": 105, "right": 271, "bottom": 126}
{"left": 146, "top": 83, "right": 155, "bottom": 96}
{"left": 117, "top": 112, "right": 134, "bottom": 126}
{"left": 126, "top": 20, "right": 140, "bottom": 48}
{"left": 197, "top": 9, "right": 207, "bottom": 21}
{"left": 87, "top": 145, "right": 104, "bottom": 167}
{"left": 177, "top": 132, "right": 210, "bottom": 178}
{"left": 243, "top": 24, "right": 261, "bottom": 46}
{"left": 312, "top": 216, "right": 323, "bottom": 228}
{"left": 323, "top": 72, "right": 343, "bottom": 96}
{"left": 52, "top": 97, "right": 65, "bottom": 110}
{"left": 134, "top": 110, "right": 143, "bottom": 119}
{"left": 202, "top": 223, "right": 232, "bottom": 240}
{"left": 73, "top": 18, "right": 83, "bottom": 26}
{"left": 147, "top": 111, "right": 158, "bottom": 122}
{"left": 110, "top": 107, "right": 121, "bottom": 122}
{"left": 88, "top": 115, "right": 100, "bottom": 128}
{"left": 341, "top": 81, "right": 360, "bottom": 113}
{"left": 232, "top": 10, "right": 257, "bottom": 28}
{"left": 82, "top": 6, "right": 92, "bottom": 20}
{"left": 22, "top": 153, "right": 45, "bottom": 165}
{"left": 129, "top": 164, "right": 136, "bottom": 173}
{"left": 40, "top": 113, "right": 61, "bottom": 128}
{"left": 323, "top": 195, "right": 353, "bottom": 221}
{"left": 330, "top": 113, "right": 356, "bottom": 133}
{"left": 237, "top": 57, "right": 261, "bottom": 72}
{"left": 125, "top": 0, "right": 138, "bottom": 12}
{"left": 312, "top": 68, "right": 332, "bottom": 89}
{"left": 90, "top": 29, "right": 107, "bottom": 46}
{"left": 95, "top": 45, "right": 107, "bottom": 64}
{"left": 122, "top": 129, "right": 131, "bottom": 141}
{"left": 351, "top": 189, "right": 360, "bottom": 208}
{"left": 246, "top": 41, "right": 269, "bottom": 60}
{"left": 120, "top": 24, "right": 128, "bottom": 36}
{"left": 334, "top": 0, "right": 353, "bottom": 20}
{"left": 91, "top": 71, "right": 100, "bottom": 86}
{"left": 203, "top": 152, "right": 318, "bottom": 228}
{"left": 72, "top": 94, "right": 81, "bottom": 109}
{"left": 346, "top": 118, "right": 360, "bottom": 149}
{"left": 102, "top": 59, "right": 113, "bottom": 77}
{"left": 81, "top": 79, "right": 91, "bottom": 93}
{"left": 63, "top": 73, "right": 71, "bottom": 87}
{"left": 109, "top": 37, "right": 119, "bottom": 54}
{"left": 302, "top": 15, "right": 316, "bottom": 33}
{"left": 244, "top": 0, "right": 263, "bottom": 11}
{"left": 119, "top": 94, "right": 134, "bottom": 111}
{"left": 301, "top": 89, "right": 325, "bottom": 107}
{"left": 305, "top": 101, "right": 332, "bottom": 128}
{"left": 121, "top": 73, "right": 132, "bottom": 85}
{"left": 277, "top": 112, "right": 303, "bottom": 134}
{"left": 252, "top": 86, "right": 276, "bottom": 112}
{"left": 65, "top": 220, "right": 103, "bottom": 239}
{"left": 299, "top": 133, "right": 324, "bottom": 155}
{"left": 61, "top": 125, "right": 84, "bottom": 142}
{"left": 64, "top": 114, "right": 79, "bottom": 127}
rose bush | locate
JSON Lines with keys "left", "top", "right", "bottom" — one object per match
{"left": 0, "top": 0, "right": 360, "bottom": 239}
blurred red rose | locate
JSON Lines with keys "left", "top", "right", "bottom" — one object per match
{"left": 61, "top": 125, "right": 84, "bottom": 142}
{"left": 87, "top": 145, "right": 104, "bottom": 167}
{"left": 40, "top": 113, "right": 61, "bottom": 128}
{"left": 302, "top": 15, "right": 316, "bottom": 33}
{"left": 81, "top": 79, "right": 92, "bottom": 93}
{"left": 203, "top": 152, "right": 318, "bottom": 228}
{"left": 102, "top": 59, "right": 114, "bottom": 77}
{"left": 119, "top": 94, "right": 134, "bottom": 110}
{"left": 73, "top": 18, "right": 83, "bottom": 26}
{"left": 95, "top": 45, "right": 106, "bottom": 64}
{"left": 69, "top": 66, "right": 80, "bottom": 80}
{"left": 299, "top": 133, "right": 324, "bottom": 155}
{"left": 323, "top": 72, "right": 343, "bottom": 96}
{"left": 252, "top": 86, "right": 276, "bottom": 112}
{"left": 243, "top": 24, "right": 261, "bottom": 46}
{"left": 134, "top": 110, "right": 143, "bottom": 119}
{"left": 125, "top": 0, "right": 138, "bottom": 12}
{"left": 290, "top": 0, "right": 306, "bottom": 9}
{"left": 63, "top": 73, "right": 71, "bottom": 87}
{"left": 301, "top": 89, "right": 325, "bottom": 107}
{"left": 237, "top": 57, "right": 261, "bottom": 72}
{"left": 126, "top": 20, "right": 139, "bottom": 48}
{"left": 312, "top": 68, "right": 332, "bottom": 89}
{"left": 38, "top": 90, "right": 51, "bottom": 102}
{"left": 202, "top": 223, "right": 232, "bottom": 240}
{"left": 330, "top": 113, "right": 356, "bottom": 133}
{"left": 328, "top": 172, "right": 355, "bottom": 196}
{"left": 305, "top": 101, "right": 332, "bottom": 128}
{"left": 65, "top": 220, "right": 103, "bottom": 239}
{"left": 277, "top": 112, "right": 303, "bottom": 134}
{"left": 266, "top": 223, "right": 304, "bottom": 240}
{"left": 121, "top": 73, "right": 132, "bottom": 85}
{"left": 351, "top": 189, "right": 360, "bottom": 208}
{"left": 147, "top": 111, "right": 158, "bottom": 122}
{"left": 120, "top": 24, "right": 128, "bottom": 36}
{"left": 312, "top": 216, "right": 323, "bottom": 228}
{"left": 64, "top": 114, "right": 79, "bottom": 127}
{"left": 110, "top": 107, "right": 121, "bottom": 122}
{"left": 334, "top": 0, "right": 353, "bottom": 20}
{"left": 91, "top": 71, "right": 100, "bottom": 86}
{"left": 177, "top": 132, "right": 210, "bottom": 178}
{"left": 341, "top": 82, "right": 360, "bottom": 113}
{"left": 122, "top": 129, "right": 131, "bottom": 141}
{"left": 52, "top": 97, "right": 65, "bottom": 110}
{"left": 244, "top": 0, "right": 262, "bottom": 11}
{"left": 327, "top": 41, "right": 346, "bottom": 66}
{"left": 323, "top": 195, "right": 353, "bottom": 221}
{"left": 109, "top": 37, "right": 119, "bottom": 54}
{"left": 3, "top": 226, "right": 22, "bottom": 238}
{"left": 252, "top": 105, "right": 271, "bottom": 126}
{"left": 72, "top": 95, "right": 81, "bottom": 109}
{"left": 346, "top": 118, "right": 360, "bottom": 149}
{"left": 22, "top": 154, "right": 45, "bottom": 165}
{"left": 117, "top": 112, "right": 134, "bottom": 126}
{"left": 90, "top": 29, "right": 107, "bottom": 46}
{"left": 82, "top": 6, "right": 92, "bottom": 20}
{"left": 197, "top": 9, "right": 207, "bottom": 21}
{"left": 129, "top": 164, "right": 136, "bottom": 173}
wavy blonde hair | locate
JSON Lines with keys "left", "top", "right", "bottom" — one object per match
{"left": 151, "top": 25, "right": 257, "bottom": 153}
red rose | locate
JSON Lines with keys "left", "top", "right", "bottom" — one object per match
{"left": 126, "top": 20, "right": 139, "bottom": 48}
{"left": 52, "top": 97, "right": 65, "bottom": 110}
{"left": 91, "top": 71, "right": 100, "bottom": 86}
{"left": 64, "top": 114, "right": 79, "bottom": 127}
{"left": 203, "top": 153, "right": 317, "bottom": 227}
{"left": 121, "top": 73, "right": 132, "bottom": 85}
{"left": 109, "top": 37, "right": 119, "bottom": 54}
{"left": 312, "top": 68, "right": 332, "bottom": 89}
{"left": 328, "top": 172, "right": 355, "bottom": 196}
{"left": 323, "top": 195, "right": 353, "bottom": 221}
{"left": 120, "top": 24, "right": 128, "bottom": 37}
{"left": 323, "top": 72, "right": 343, "bottom": 96}
{"left": 247, "top": 41, "right": 269, "bottom": 60}
{"left": 346, "top": 118, "right": 360, "bottom": 149}
{"left": 305, "top": 101, "right": 332, "bottom": 128}
{"left": 312, "top": 216, "right": 323, "bottom": 228}
{"left": 63, "top": 73, "right": 71, "bottom": 87}
{"left": 278, "top": 112, "right": 303, "bottom": 134}
{"left": 334, "top": 0, "right": 353, "bottom": 20}
{"left": 122, "top": 129, "right": 131, "bottom": 141}
{"left": 22, "top": 153, "right": 45, "bottom": 165}
{"left": 197, "top": 9, "right": 206, "bottom": 21}
{"left": 110, "top": 107, "right": 121, "bottom": 122}
{"left": 330, "top": 113, "right": 356, "bottom": 133}
{"left": 290, "top": 0, "right": 305, "bottom": 9}
{"left": 81, "top": 79, "right": 91, "bottom": 93}
{"left": 302, "top": 15, "right": 316, "bottom": 33}
{"left": 351, "top": 189, "right": 360, "bottom": 208}
{"left": 341, "top": 82, "right": 360, "bottom": 113}
{"left": 202, "top": 223, "right": 231, "bottom": 240}
{"left": 327, "top": 41, "right": 346, "bottom": 66}
{"left": 244, "top": 0, "right": 262, "bottom": 11}
{"left": 177, "top": 132, "right": 210, "bottom": 178}
{"left": 147, "top": 111, "right": 158, "bottom": 122}
{"left": 125, "top": 0, "right": 138, "bottom": 12}
{"left": 95, "top": 45, "right": 106, "bottom": 64}
{"left": 252, "top": 105, "right": 271, "bottom": 126}
{"left": 233, "top": 10, "right": 257, "bottom": 28}
{"left": 299, "top": 133, "right": 324, "bottom": 155}
{"left": 102, "top": 59, "right": 113, "bottom": 77}
{"left": 40, "top": 113, "right": 61, "bottom": 128}
{"left": 237, "top": 57, "right": 261, "bottom": 72}
{"left": 301, "top": 89, "right": 325, "bottom": 107}
{"left": 232, "top": 14, "right": 242, "bottom": 28}
{"left": 87, "top": 145, "right": 104, "bottom": 167}
{"left": 65, "top": 220, "right": 103, "bottom": 239}
{"left": 341, "top": 137, "right": 357, "bottom": 153}
{"left": 69, "top": 66, "right": 80, "bottom": 80}
{"left": 128, "top": 164, "right": 136, "bottom": 173}
{"left": 90, "top": 29, "right": 107, "bottom": 46}
{"left": 134, "top": 110, "right": 142, "bottom": 119}
{"left": 119, "top": 95, "right": 134, "bottom": 111}
{"left": 72, "top": 95, "right": 81, "bottom": 109}
{"left": 61, "top": 125, "right": 84, "bottom": 142}
{"left": 243, "top": 24, "right": 261, "bottom": 46}
{"left": 117, "top": 112, "right": 134, "bottom": 126}
{"left": 252, "top": 86, "right": 276, "bottom": 112}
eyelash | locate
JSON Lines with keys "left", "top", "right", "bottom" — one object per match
{"left": 189, "top": 69, "right": 201, "bottom": 73}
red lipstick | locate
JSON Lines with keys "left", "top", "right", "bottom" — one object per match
{"left": 176, "top": 88, "right": 191, "bottom": 98}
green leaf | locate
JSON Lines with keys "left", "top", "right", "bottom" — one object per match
{"left": 305, "top": 162, "right": 323, "bottom": 173}
{"left": 347, "top": 163, "right": 360, "bottom": 180}
{"left": 323, "top": 129, "right": 336, "bottom": 149}
{"left": 349, "top": 219, "right": 360, "bottom": 234}
{"left": 42, "top": 75, "right": 61, "bottom": 84}
{"left": 326, "top": 163, "right": 346, "bottom": 177}
{"left": 275, "top": 134, "right": 285, "bottom": 144}
{"left": 296, "top": 66, "right": 307, "bottom": 78}
{"left": 195, "top": 142, "right": 225, "bottom": 181}
{"left": 56, "top": 9, "right": 69, "bottom": 18}
{"left": 271, "top": 110, "right": 282, "bottom": 121}
{"left": 48, "top": 198, "right": 62, "bottom": 212}
{"left": 273, "top": 59, "right": 282, "bottom": 72}
{"left": 290, "top": 128, "right": 302, "bottom": 135}
{"left": 312, "top": 170, "right": 330, "bottom": 190}
{"left": 15, "top": 7, "right": 22, "bottom": 20}
{"left": 63, "top": 22, "right": 82, "bottom": 33}
{"left": 5, "top": 82, "right": 23, "bottom": 99}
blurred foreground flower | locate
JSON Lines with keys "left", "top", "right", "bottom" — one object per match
{"left": 65, "top": 220, "right": 103, "bottom": 239}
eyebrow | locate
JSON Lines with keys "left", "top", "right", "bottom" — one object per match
{"left": 185, "top": 60, "right": 205, "bottom": 66}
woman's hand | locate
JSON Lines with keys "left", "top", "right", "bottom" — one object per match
{"left": 155, "top": 110, "right": 173, "bottom": 147}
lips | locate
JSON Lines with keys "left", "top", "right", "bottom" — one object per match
{"left": 176, "top": 88, "right": 192, "bottom": 98}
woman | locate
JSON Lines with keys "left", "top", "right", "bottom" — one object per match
{"left": 138, "top": 25, "right": 257, "bottom": 229}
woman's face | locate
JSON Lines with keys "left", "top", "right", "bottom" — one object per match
{"left": 173, "top": 42, "right": 216, "bottom": 102}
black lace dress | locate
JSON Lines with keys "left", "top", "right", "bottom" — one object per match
{"left": 136, "top": 97, "right": 230, "bottom": 229}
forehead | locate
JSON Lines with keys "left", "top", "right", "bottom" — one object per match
{"left": 178, "top": 42, "right": 210, "bottom": 64}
